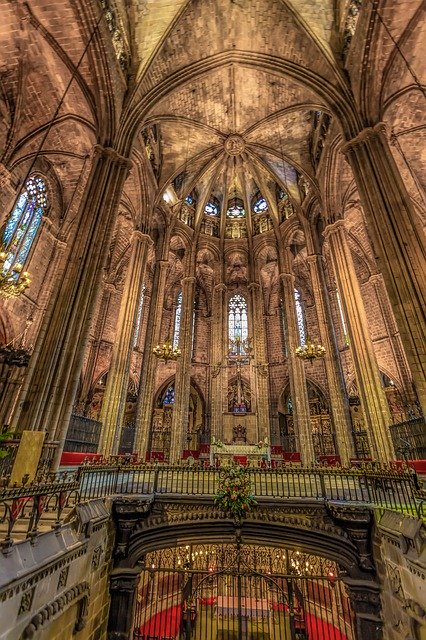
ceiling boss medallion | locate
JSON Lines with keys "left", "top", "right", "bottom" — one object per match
{"left": 224, "top": 134, "right": 245, "bottom": 156}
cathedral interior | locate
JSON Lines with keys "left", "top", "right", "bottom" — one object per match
{"left": 0, "top": 0, "right": 425, "bottom": 639}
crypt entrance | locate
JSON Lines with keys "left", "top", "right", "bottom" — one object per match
{"left": 132, "top": 542, "right": 355, "bottom": 640}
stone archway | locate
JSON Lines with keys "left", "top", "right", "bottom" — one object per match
{"left": 108, "top": 498, "right": 382, "bottom": 640}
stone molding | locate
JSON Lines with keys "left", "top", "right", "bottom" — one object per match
{"left": 341, "top": 122, "right": 388, "bottom": 156}
{"left": 0, "top": 544, "right": 88, "bottom": 602}
{"left": 21, "top": 581, "right": 89, "bottom": 639}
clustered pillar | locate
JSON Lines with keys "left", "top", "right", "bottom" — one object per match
{"left": 9, "top": 145, "right": 132, "bottom": 469}
{"left": 324, "top": 220, "right": 394, "bottom": 462}
{"left": 99, "top": 231, "right": 152, "bottom": 457}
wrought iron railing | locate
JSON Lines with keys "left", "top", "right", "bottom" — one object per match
{"left": 0, "top": 463, "right": 424, "bottom": 546}
{"left": 390, "top": 417, "right": 426, "bottom": 460}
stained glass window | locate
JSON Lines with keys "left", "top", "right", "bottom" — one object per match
{"left": 294, "top": 288, "right": 306, "bottom": 346}
{"left": 173, "top": 291, "right": 182, "bottom": 349}
{"left": 133, "top": 285, "right": 145, "bottom": 347}
{"left": 228, "top": 294, "right": 248, "bottom": 353}
{"left": 336, "top": 289, "right": 349, "bottom": 346}
{"left": 2, "top": 175, "right": 47, "bottom": 274}
{"left": 226, "top": 198, "right": 245, "bottom": 219}
{"left": 185, "top": 194, "right": 194, "bottom": 206}
{"left": 253, "top": 196, "right": 268, "bottom": 214}
{"left": 204, "top": 201, "right": 219, "bottom": 216}
{"left": 163, "top": 383, "right": 175, "bottom": 405}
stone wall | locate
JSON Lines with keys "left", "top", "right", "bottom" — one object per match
{"left": 0, "top": 500, "right": 113, "bottom": 640}
{"left": 375, "top": 510, "right": 426, "bottom": 640}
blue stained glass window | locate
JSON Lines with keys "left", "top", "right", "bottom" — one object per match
{"left": 163, "top": 383, "right": 175, "bottom": 405}
{"left": 173, "top": 291, "right": 182, "bottom": 349}
{"left": 294, "top": 288, "right": 306, "bottom": 346}
{"left": 228, "top": 294, "right": 248, "bottom": 353}
{"left": 2, "top": 175, "right": 47, "bottom": 274}
{"left": 204, "top": 201, "right": 219, "bottom": 216}
{"left": 185, "top": 194, "right": 194, "bottom": 205}
{"left": 253, "top": 196, "right": 268, "bottom": 214}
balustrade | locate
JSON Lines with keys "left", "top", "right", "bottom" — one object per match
{"left": 0, "top": 462, "right": 424, "bottom": 547}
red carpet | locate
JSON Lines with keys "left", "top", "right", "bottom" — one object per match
{"left": 138, "top": 604, "right": 181, "bottom": 639}
{"left": 305, "top": 611, "right": 347, "bottom": 640}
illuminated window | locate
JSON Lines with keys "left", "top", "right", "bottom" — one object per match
{"left": 133, "top": 285, "right": 145, "bottom": 347}
{"left": 294, "top": 288, "right": 306, "bottom": 346}
{"left": 226, "top": 198, "right": 245, "bottom": 219}
{"left": 253, "top": 196, "right": 268, "bottom": 214}
{"left": 173, "top": 291, "right": 182, "bottom": 348}
{"left": 204, "top": 200, "right": 219, "bottom": 216}
{"left": 2, "top": 175, "right": 47, "bottom": 275}
{"left": 228, "top": 294, "right": 248, "bottom": 353}
{"left": 163, "top": 384, "right": 175, "bottom": 405}
{"left": 336, "top": 289, "right": 349, "bottom": 346}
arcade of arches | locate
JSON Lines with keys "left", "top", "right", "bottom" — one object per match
{"left": 0, "top": 0, "right": 425, "bottom": 639}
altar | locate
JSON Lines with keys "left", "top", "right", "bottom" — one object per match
{"left": 210, "top": 441, "right": 270, "bottom": 465}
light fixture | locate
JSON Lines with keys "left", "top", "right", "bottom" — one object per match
{"left": 0, "top": 251, "right": 31, "bottom": 299}
{"left": 295, "top": 336, "right": 325, "bottom": 363}
{"left": 153, "top": 337, "right": 181, "bottom": 363}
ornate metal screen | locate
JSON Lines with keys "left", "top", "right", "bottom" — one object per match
{"left": 133, "top": 543, "right": 355, "bottom": 640}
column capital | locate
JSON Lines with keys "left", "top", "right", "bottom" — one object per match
{"left": 323, "top": 218, "right": 346, "bottom": 239}
{"left": 306, "top": 253, "right": 325, "bottom": 265}
{"left": 368, "top": 273, "right": 382, "bottom": 285}
{"left": 182, "top": 276, "right": 196, "bottom": 285}
{"left": 279, "top": 272, "right": 293, "bottom": 282}
{"left": 131, "top": 230, "right": 153, "bottom": 244}
{"left": 248, "top": 281, "right": 260, "bottom": 291}
{"left": 92, "top": 144, "right": 132, "bottom": 169}
{"left": 341, "top": 122, "right": 387, "bottom": 156}
{"left": 214, "top": 283, "right": 227, "bottom": 292}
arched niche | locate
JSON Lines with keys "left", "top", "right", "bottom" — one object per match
{"left": 150, "top": 378, "right": 206, "bottom": 460}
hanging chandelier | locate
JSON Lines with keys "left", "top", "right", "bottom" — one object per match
{"left": 153, "top": 337, "right": 181, "bottom": 363}
{"left": 0, "top": 250, "right": 31, "bottom": 300}
{"left": 295, "top": 336, "right": 325, "bottom": 363}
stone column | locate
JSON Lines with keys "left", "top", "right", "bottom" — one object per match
{"left": 169, "top": 275, "right": 196, "bottom": 462}
{"left": 324, "top": 220, "right": 394, "bottom": 461}
{"left": 306, "top": 254, "right": 353, "bottom": 464}
{"left": 279, "top": 260, "right": 314, "bottom": 464}
{"left": 9, "top": 146, "right": 132, "bottom": 469}
{"left": 99, "top": 231, "right": 152, "bottom": 456}
{"left": 108, "top": 567, "right": 140, "bottom": 640}
{"left": 343, "top": 124, "right": 426, "bottom": 417}
{"left": 369, "top": 273, "right": 414, "bottom": 403}
{"left": 343, "top": 579, "right": 382, "bottom": 640}
{"left": 134, "top": 259, "right": 169, "bottom": 458}
{"left": 210, "top": 283, "right": 227, "bottom": 442}
{"left": 248, "top": 282, "right": 270, "bottom": 441}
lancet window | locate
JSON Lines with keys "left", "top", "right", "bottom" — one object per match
{"left": 173, "top": 291, "right": 183, "bottom": 348}
{"left": 133, "top": 285, "right": 146, "bottom": 347}
{"left": 336, "top": 289, "right": 349, "bottom": 346}
{"left": 294, "top": 288, "right": 306, "bottom": 346}
{"left": 2, "top": 175, "right": 47, "bottom": 274}
{"left": 228, "top": 294, "right": 248, "bottom": 352}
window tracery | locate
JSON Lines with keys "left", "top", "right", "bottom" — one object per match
{"left": 173, "top": 291, "right": 183, "bottom": 348}
{"left": 226, "top": 198, "right": 245, "bottom": 219}
{"left": 228, "top": 294, "right": 248, "bottom": 348}
{"left": 294, "top": 288, "right": 306, "bottom": 346}
{"left": 2, "top": 174, "right": 47, "bottom": 275}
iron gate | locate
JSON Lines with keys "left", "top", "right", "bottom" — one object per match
{"left": 133, "top": 544, "right": 355, "bottom": 640}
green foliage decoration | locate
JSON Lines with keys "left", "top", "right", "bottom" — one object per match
{"left": 214, "top": 462, "right": 257, "bottom": 520}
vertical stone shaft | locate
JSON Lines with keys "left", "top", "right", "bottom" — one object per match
{"left": 210, "top": 283, "right": 227, "bottom": 442}
{"left": 10, "top": 146, "right": 131, "bottom": 468}
{"left": 343, "top": 124, "right": 426, "bottom": 416}
{"left": 169, "top": 275, "right": 196, "bottom": 462}
{"left": 324, "top": 220, "right": 394, "bottom": 461}
{"left": 99, "top": 232, "right": 151, "bottom": 456}
{"left": 369, "top": 274, "right": 414, "bottom": 401}
{"left": 279, "top": 260, "right": 314, "bottom": 465}
{"left": 306, "top": 254, "right": 353, "bottom": 464}
{"left": 248, "top": 282, "right": 270, "bottom": 441}
{"left": 134, "top": 259, "right": 169, "bottom": 458}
